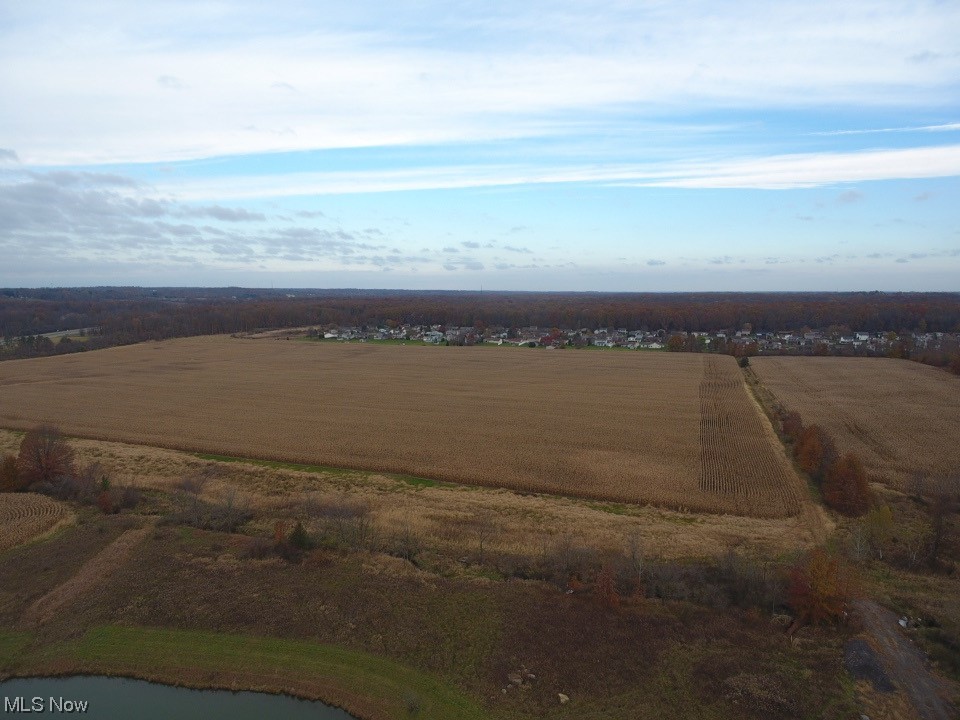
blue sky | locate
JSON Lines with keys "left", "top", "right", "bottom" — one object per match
{"left": 1, "top": 0, "right": 958, "bottom": 290}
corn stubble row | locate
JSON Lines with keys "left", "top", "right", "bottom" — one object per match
{"left": 0, "top": 337, "right": 801, "bottom": 518}
{"left": 751, "top": 356, "right": 960, "bottom": 489}
{"left": 0, "top": 494, "right": 70, "bottom": 551}
{"left": 699, "top": 356, "right": 801, "bottom": 517}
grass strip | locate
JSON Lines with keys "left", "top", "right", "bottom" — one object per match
{"left": 25, "top": 625, "right": 490, "bottom": 720}
{"left": 0, "top": 630, "right": 32, "bottom": 669}
{"left": 193, "top": 453, "right": 445, "bottom": 488}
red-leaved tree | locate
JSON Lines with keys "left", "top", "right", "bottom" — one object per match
{"left": 823, "top": 453, "right": 872, "bottom": 516}
{"left": 787, "top": 549, "right": 856, "bottom": 633}
{"left": 794, "top": 425, "right": 835, "bottom": 483}
{"left": 594, "top": 565, "right": 621, "bottom": 610}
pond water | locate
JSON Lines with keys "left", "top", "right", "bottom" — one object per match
{"left": 0, "top": 675, "right": 356, "bottom": 719}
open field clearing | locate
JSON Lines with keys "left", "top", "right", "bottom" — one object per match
{"left": 0, "top": 336, "right": 802, "bottom": 518}
{"left": 0, "top": 494, "right": 72, "bottom": 553}
{"left": 0, "top": 430, "right": 824, "bottom": 557}
{"left": 751, "top": 357, "right": 960, "bottom": 489}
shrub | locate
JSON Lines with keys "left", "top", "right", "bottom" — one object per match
{"left": 543, "top": 535, "right": 596, "bottom": 588}
{"left": 245, "top": 536, "right": 274, "bottom": 559}
{"left": 170, "top": 489, "right": 251, "bottom": 532}
{"left": 0, "top": 453, "right": 19, "bottom": 492}
{"left": 96, "top": 490, "right": 115, "bottom": 514}
{"left": 288, "top": 521, "right": 313, "bottom": 550}
{"left": 386, "top": 524, "right": 423, "bottom": 566}
{"left": 594, "top": 565, "right": 621, "bottom": 609}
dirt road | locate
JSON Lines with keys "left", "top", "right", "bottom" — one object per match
{"left": 854, "top": 599, "right": 956, "bottom": 720}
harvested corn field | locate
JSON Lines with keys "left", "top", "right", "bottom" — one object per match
{"left": 751, "top": 356, "right": 960, "bottom": 488}
{"left": 698, "top": 356, "right": 801, "bottom": 516}
{"left": 0, "top": 337, "right": 802, "bottom": 517}
{"left": 0, "top": 493, "right": 72, "bottom": 552}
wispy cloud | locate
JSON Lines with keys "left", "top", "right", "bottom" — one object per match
{"left": 814, "top": 122, "right": 960, "bottom": 136}
{"left": 158, "top": 145, "right": 960, "bottom": 198}
{"left": 837, "top": 190, "right": 863, "bottom": 204}
{"left": 4, "top": 1, "right": 960, "bottom": 165}
{"left": 156, "top": 75, "right": 185, "bottom": 90}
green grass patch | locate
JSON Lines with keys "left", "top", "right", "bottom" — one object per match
{"left": 33, "top": 625, "right": 491, "bottom": 720}
{"left": 0, "top": 630, "right": 32, "bottom": 671}
{"left": 389, "top": 473, "right": 441, "bottom": 489}
{"left": 655, "top": 512, "right": 703, "bottom": 526}
{"left": 193, "top": 453, "right": 446, "bottom": 490}
{"left": 586, "top": 501, "right": 644, "bottom": 517}
{"left": 193, "top": 453, "right": 358, "bottom": 478}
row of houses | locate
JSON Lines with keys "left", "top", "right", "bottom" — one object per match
{"left": 311, "top": 323, "right": 958, "bottom": 356}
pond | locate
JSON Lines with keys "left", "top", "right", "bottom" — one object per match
{"left": 0, "top": 675, "right": 356, "bottom": 719}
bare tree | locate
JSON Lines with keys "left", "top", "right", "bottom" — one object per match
{"left": 926, "top": 476, "right": 959, "bottom": 568}
{"left": 627, "top": 531, "right": 646, "bottom": 590}
{"left": 470, "top": 510, "right": 497, "bottom": 561}
{"left": 17, "top": 424, "right": 75, "bottom": 489}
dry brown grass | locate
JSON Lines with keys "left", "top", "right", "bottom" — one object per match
{"left": 20, "top": 519, "right": 154, "bottom": 626}
{"left": 0, "top": 493, "right": 72, "bottom": 552}
{"left": 0, "top": 436, "right": 826, "bottom": 563}
{"left": 751, "top": 356, "right": 960, "bottom": 489}
{"left": 0, "top": 336, "right": 801, "bottom": 518}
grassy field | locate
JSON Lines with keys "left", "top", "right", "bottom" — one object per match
{"left": 0, "top": 337, "right": 802, "bottom": 518}
{"left": 3, "top": 626, "right": 489, "bottom": 720}
{"left": 0, "top": 429, "right": 823, "bottom": 559}
{"left": 751, "top": 356, "right": 960, "bottom": 489}
{"left": 0, "top": 512, "right": 859, "bottom": 720}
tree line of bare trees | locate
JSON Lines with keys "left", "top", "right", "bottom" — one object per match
{"left": 4, "top": 289, "right": 960, "bottom": 347}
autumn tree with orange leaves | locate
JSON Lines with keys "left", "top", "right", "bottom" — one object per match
{"left": 794, "top": 425, "right": 835, "bottom": 483}
{"left": 787, "top": 548, "right": 857, "bottom": 633}
{"left": 823, "top": 453, "right": 872, "bottom": 517}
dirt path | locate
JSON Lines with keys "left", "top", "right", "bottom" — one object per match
{"left": 20, "top": 519, "right": 156, "bottom": 627}
{"left": 854, "top": 599, "right": 957, "bottom": 720}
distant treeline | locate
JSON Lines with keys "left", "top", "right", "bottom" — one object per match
{"left": 2, "top": 288, "right": 960, "bottom": 361}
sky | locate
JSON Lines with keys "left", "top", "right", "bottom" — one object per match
{"left": 1, "top": 1, "right": 959, "bottom": 291}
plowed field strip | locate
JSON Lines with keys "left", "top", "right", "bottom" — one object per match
{"left": 20, "top": 520, "right": 155, "bottom": 626}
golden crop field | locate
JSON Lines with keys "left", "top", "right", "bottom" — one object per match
{"left": 0, "top": 337, "right": 802, "bottom": 518}
{"left": 751, "top": 356, "right": 960, "bottom": 488}
{"left": 0, "top": 493, "right": 72, "bottom": 552}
